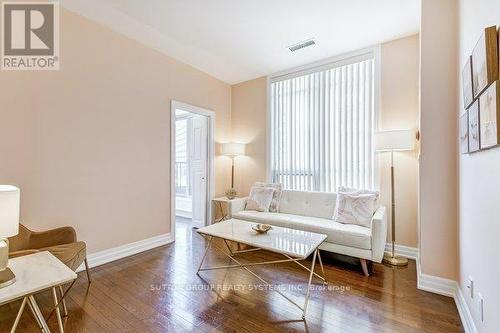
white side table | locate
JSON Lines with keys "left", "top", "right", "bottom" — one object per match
{"left": 0, "top": 251, "right": 78, "bottom": 333}
{"left": 212, "top": 197, "right": 243, "bottom": 223}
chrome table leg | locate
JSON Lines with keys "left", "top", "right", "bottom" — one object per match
{"left": 302, "top": 249, "right": 318, "bottom": 319}
{"left": 317, "top": 250, "right": 327, "bottom": 284}
{"left": 197, "top": 236, "right": 213, "bottom": 273}
{"left": 58, "top": 286, "right": 68, "bottom": 317}
{"left": 52, "top": 287, "right": 64, "bottom": 333}
{"left": 27, "top": 297, "right": 44, "bottom": 330}
{"left": 197, "top": 236, "right": 325, "bottom": 320}
{"left": 283, "top": 254, "right": 326, "bottom": 283}
{"left": 10, "top": 297, "right": 27, "bottom": 333}
{"left": 28, "top": 295, "right": 51, "bottom": 333}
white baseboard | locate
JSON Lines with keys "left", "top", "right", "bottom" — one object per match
{"left": 76, "top": 233, "right": 173, "bottom": 272}
{"left": 417, "top": 261, "right": 477, "bottom": 333}
{"left": 454, "top": 284, "right": 478, "bottom": 333}
{"left": 384, "top": 243, "right": 418, "bottom": 260}
{"left": 416, "top": 261, "right": 457, "bottom": 297}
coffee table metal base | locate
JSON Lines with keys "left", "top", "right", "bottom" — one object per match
{"left": 196, "top": 236, "right": 327, "bottom": 319}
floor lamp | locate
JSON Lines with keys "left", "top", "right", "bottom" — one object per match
{"left": 375, "top": 129, "right": 415, "bottom": 266}
{"left": 222, "top": 142, "right": 246, "bottom": 199}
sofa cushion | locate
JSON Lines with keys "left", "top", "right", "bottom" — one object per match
{"left": 333, "top": 192, "right": 377, "bottom": 227}
{"left": 254, "top": 182, "right": 282, "bottom": 212}
{"left": 279, "top": 190, "right": 336, "bottom": 219}
{"left": 232, "top": 211, "right": 371, "bottom": 250}
{"left": 233, "top": 210, "right": 292, "bottom": 225}
{"left": 286, "top": 215, "right": 372, "bottom": 250}
{"left": 338, "top": 186, "right": 380, "bottom": 213}
{"left": 245, "top": 186, "right": 275, "bottom": 212}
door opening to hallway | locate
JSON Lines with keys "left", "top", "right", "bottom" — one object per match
{"left": 171, "top": 101, "right": 215, "bottom": 242}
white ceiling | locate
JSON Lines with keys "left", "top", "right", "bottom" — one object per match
{"left": 62, "top": 0, "right": 420, "bottom": 84}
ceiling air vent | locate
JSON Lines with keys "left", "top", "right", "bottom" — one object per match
{"left": 288, "top": 39, "right": 316, "bottom": 52}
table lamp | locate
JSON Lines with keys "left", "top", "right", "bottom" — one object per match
{"left": 222, "top": 143, "right": 246, "bottom": 199}
{"left": 375, "top": 130, "right": 415, "bottom": 266}
{"left": 0, "top": 185, "right": 20, "bottom": 288}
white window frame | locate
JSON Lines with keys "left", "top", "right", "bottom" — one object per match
{"left": 266, "top": 45, "right": 382, "bottom": 190}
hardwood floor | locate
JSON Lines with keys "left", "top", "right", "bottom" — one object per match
{"left": 0, "top": 219, "right": 463, "bottom": 332}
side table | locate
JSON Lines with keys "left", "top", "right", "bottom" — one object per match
{"left": 0, "top": 251, "right": 78, "bottom": 333}
{"left": 212, "top": 197, "right": 233, "bottom": 223}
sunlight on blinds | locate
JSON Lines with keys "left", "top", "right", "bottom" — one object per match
{"left": 270, "top": 57, "right": 375, "bottom": 192}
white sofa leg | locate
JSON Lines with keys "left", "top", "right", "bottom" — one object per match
{"left": 360, "top": 259, "right": 370, "bottom": 277}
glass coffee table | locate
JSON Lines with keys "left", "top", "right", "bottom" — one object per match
{"left": 196, "top": 218, "right": 328, "bottom": 319}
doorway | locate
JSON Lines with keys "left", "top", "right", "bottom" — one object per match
{"left": 170, "top": 101, "right": 215, "bottom": 241}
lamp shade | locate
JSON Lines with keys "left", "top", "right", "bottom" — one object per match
{"left": 222, "top": 143, "right": 246, "bottom": 157}
{"left": 375, "top": 129, "right": 415, "bottom": 152}
{"left": 0, "top": 185, "right": 20, "bottom": 238}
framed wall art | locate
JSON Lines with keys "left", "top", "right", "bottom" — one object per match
{"left": 462, "top": 56, "right": 474, "bottom": 109}
{"left": 471, "top": 26, "right": 498, "bottom": 98}
{"left": 460, "top": 112, "right": 469, "bottom": 154}
{"left": 468, "top": 99, "right": 480, "bottom": 153}
{"left": 479, "top": 80, "right": 500, "bottom": 149}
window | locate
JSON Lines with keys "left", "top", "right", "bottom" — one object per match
{"left": 175, "top": 118, "right": 191, "bottom": 197}
{"left": 269, "top": 51, "right": 377, "bottom": 192}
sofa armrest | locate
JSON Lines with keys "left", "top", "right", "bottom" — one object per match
{"left": 370, "top": 206, "right": 387, "bottom": 263}
{"left": 229, "top": 197, "right": 248, "bottom": 216}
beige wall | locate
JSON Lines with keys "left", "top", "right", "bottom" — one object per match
{"left": 458, "top": 0, "right": 500, "bottom": 331}
{"left": 0, "top": 9, "right": 231, "bottom": 253}
{"left": 419, "top": 0, "right": 458, "bottom": 280}
{"left": 230, "top": 77, "right": 268, "bottom": 195}
{"left": 379, "top": 35, "right": 420, "bottom": 248}
{"left": 231, "top": 35, "right": 420, "bottom": 247}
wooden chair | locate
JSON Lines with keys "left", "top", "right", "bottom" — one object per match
{"left": 8, "top": 224, "right": 91, "bottom": 283}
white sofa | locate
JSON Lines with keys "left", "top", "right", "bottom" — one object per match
{"left": 229, "top": 189, "right": 387, "bottom": 276}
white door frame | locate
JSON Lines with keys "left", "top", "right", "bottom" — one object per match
{"left": 170, "top": 100, "right": 215, "bottom": 240}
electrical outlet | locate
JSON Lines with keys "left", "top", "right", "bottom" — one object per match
{"left": 467, "top": 276, "right": 474, "bottom": 298}
{"left": 478, "top": 293, "right": 484, "bottom": 323}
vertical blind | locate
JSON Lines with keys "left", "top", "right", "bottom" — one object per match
{"left": 270, "top": 55, "right": 376, "bottom": 192}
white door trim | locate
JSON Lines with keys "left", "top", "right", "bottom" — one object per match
{"left": 170, "top": 100, "right": 215, "bottom": 240}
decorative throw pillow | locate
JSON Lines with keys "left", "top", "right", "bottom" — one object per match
{"left": 245, "top": 186, "right": 275, "bottom": 212}
{"left": 254, "top": 182, "right": 282, "bottom": 212}
{"left": 338, "top": 186, "right": 380, "bottom": 213}
{"left": 333, "top": 192, "right": 377, "bottom": 227}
